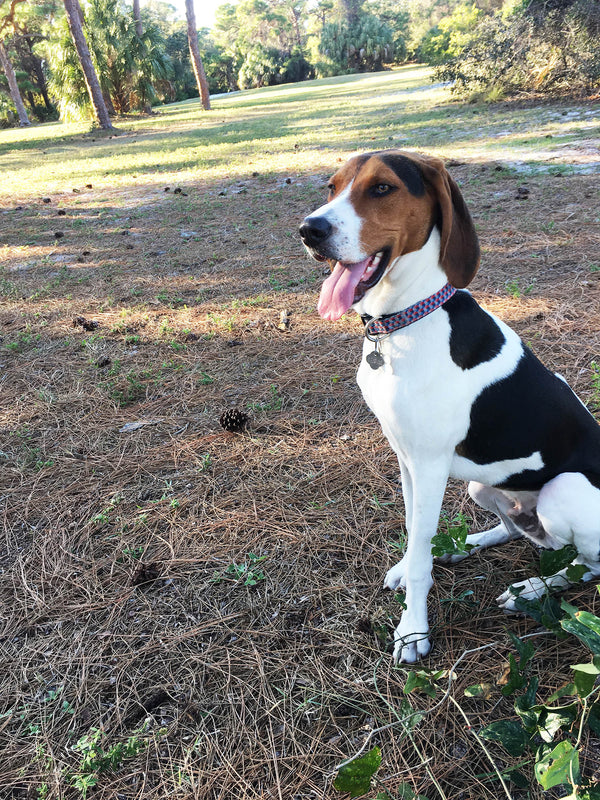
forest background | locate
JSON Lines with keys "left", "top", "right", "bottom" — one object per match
{"left": 1, "top": 0, "right": 599, "bottom": 130}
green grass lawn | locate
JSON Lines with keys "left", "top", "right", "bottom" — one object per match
{"left": 1, "top": 64, "right": 598, "bottom": 203}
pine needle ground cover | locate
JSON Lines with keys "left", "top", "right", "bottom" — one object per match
{"left": 0, "top": 66, "right": 599, "bottom": 799}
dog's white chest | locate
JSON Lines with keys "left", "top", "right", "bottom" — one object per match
{"left": 357, "top": 313, "right": 471, "bottom": 455}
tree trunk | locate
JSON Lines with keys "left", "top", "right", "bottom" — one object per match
{"left": 0, "top": 39, "right": 30, "bottom": 126}
{"left": 185, "top": 0, "right": 210, "bottom": 110}
{"left": 132, "top": 0, "right": 143, "bottom": 38}
{"left": 24, "top": 35, "right": 54, "bottom": 112}
{"left": 62, "top": 0, "right": 114, "bottom": 129}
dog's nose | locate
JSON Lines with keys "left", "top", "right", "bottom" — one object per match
{"left": 299, "top": 217, "right": 332, "bottom": 247}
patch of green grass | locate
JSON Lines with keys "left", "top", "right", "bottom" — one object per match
{"left": 505, "top": 279, "right": 535, "bottom": 298}
{"left": 2, "top": 65, "right": 596, "bottom": 204}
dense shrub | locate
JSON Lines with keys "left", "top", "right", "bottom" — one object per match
{"left": 437, "top": 0, "right": 600, "bottom": 99}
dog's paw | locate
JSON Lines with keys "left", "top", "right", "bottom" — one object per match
{"left": 496, "top": 577, "right": 547, "bottom": 612}
{"left": 392, "top": 613, "right": 431, "bottom": 664}
{"left": 393, "top": 629, "right": 431, "bottom": 664}
{"left": 383, "top": 559, "right": 407, "bottom": 591}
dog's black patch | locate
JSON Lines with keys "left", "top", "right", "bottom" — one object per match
{"left": 379, "top": 153, "right": 425, "bottom": 197}
{"left": 443, "top": 291, "right": 505, "bottom": 369}
{"left": 456, "top": 347, "right": 600, "bottom": 491}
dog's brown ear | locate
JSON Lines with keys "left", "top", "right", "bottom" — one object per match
{"left": 420, "top": 157, "right": 480, "bottom": 288}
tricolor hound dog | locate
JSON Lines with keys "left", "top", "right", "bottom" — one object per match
{"left": 299, "top": 149, "right": 600, "bottom": 664}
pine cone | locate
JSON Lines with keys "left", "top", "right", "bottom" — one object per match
{"left": 219, "top": 408, "right": 248, "bottom": 433}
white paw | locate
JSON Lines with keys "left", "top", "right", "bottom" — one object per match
{"left": 384, "top": 559, "right": 407, "bottom": 591}
{"left": 392, "top": 615, "right": 431, "bottom": 664}
{"left": 496, "top": 577, "right": 547, "bottom": 612}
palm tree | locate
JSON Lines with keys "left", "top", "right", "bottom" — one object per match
{"left": 62, "top": 0, "right": 113, "bottom": 128}
{"left": 184, "top": 0, "right": 210, "bottom": 110}
{"left": 132, "top": 0, "right": 142, "bottom": 37}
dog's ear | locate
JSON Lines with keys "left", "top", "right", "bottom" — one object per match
{"left": 420, "top": 157, "right": 480, "bottom": 288}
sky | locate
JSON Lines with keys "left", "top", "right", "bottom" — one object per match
{"left": 142, "top": 0, "right": 224, "bottom": 29}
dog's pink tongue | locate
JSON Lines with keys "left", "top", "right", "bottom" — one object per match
{"left": 317, "top": 260, "right": 368, "bottom": 321}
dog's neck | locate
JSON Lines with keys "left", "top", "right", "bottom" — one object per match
{"left": 352, "top": 229, "right": 449, "bottom": 318}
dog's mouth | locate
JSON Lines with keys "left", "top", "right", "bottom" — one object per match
{"left": 317, "top": 248, "right": 390, "bottom": 321}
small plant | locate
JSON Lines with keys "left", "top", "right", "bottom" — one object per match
{"left": 430, "top": 511, "right": 472, "bottom": 559}
{"left": 479, "top": 613, "right": 600, "bottom": 798}
{"left": 505, "top": 279, "right": 534, "bottom": 299}
{"left": 248, "top": 384, "right": 283, "bottom": 412}
{"left": 198, "top": 452, "right": 212, "bottom": 472}
{"left": 211, "top": 553, "right": 266, "bottom": 586}
{"left": 68, "top": 727, "right": 148, "bottom": 797}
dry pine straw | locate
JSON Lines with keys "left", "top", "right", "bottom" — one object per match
{"left": 0, "top": 164, "right": 599, "bottom": 799}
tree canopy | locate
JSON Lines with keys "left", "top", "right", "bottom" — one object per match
{"left": 0, "top": 0, "right": 598, "bottom": 127}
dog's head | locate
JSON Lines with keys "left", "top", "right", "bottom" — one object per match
{"left": 299, "top": 150, "right": 480, "bottom": 320}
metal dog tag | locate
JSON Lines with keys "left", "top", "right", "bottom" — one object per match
{"left": 366, "top": 349, "right": 385, "bottom": 370}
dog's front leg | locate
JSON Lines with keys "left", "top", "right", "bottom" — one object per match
{"left": 392, "top": 464, "right": 449, "bottom": 664}
{"left": 383, "top": 458, "right": 413, "bottom": 592}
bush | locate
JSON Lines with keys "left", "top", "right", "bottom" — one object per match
{"left": 437, "top": 0, "right": 600, "bottom": 99}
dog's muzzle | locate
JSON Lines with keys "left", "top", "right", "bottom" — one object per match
{"left": 299, "top": 216, "right": 332, "bottom": 251}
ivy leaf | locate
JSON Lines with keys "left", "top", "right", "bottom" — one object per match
{"left": 534, "top": 740, "right": 580, "bottom": 790}
{"left": 334, "top": 747, "right": 382, "bottom": 798}
{"left": 464, "top": 682, "right": 493, "bottom": 699}
{"left": 571, "top": 661, "right": 600, "bottom": 698}
{"left": 479, "top": 719, "right": 529, "bottom": 756}
{"left": 588, "top": 702, "right": 600, "bottom": 736}
{"left": 560, "top": 602, "right": 600, "bottom": 654}
{"left": 539, "top": 544, "right": 577, "bottom": 577}
{"left": 566, "top": 563, "right": 588, "bottom": 583}
{"left": 537, "top": 706, "right": 578, "bottom": 743}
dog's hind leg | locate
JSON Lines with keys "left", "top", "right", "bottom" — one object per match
{"left": 437, "top": 482, "right": 526, "bottom": 564}
{"left": 497, "top": 472, "right": 600, "bottom": 612}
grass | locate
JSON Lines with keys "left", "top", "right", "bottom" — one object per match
{"left": 0, "top": 65, "right": 600, "bottom": 799}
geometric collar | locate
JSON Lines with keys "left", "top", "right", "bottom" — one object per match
{"left": 361, "top": 282, "right": 457, "bottom": 337}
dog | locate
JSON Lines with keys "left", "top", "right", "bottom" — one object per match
{"left": 299, "top": 149, "right": 600, "bottom": 663}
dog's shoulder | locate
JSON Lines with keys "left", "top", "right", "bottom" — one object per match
{"left": 442, "top": 290, "right": 507, "bottom": 371}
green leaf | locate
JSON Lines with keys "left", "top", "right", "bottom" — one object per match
{"left": 512, "top": 592, "right": 565, "bottom": 635}
{"left": 546, "top": 683, "right": 576, "bottom": 703}
{"left": 403, "top": 670, "right": 440, "bottom": 699}
{"left": 503, "top": 768, "right": 529, "bottom": 789}
{"left": 464, "top": 682, "right": 493, "bottom": 699}
{"left": 539, "top": 544, "right": 577, "bottom": 577}
{"left": 571, "top": 661, "right": 600, "bottom": 698}
{"left": 507, "top": 631, "right": 535, "bottom": 669}
{"left": 534, "top": 740, "right": 580, "bottom": 790}
{"left": 514, "top": 678, "right": 541, "bottom": 732}
{"left": 580, "top": 785, "right": 600, "bottom": 800}
{"left": 537, "top": 707, "right": 578, "bottom": 743}
{"left": 561, "top": 604, "right": 600, "bottom": 654}
{"left": 479, "top": 719, "right": 530, "bottom": 756}
{"left": 334, "top": 747, "right": 382, "bottom": 798}
{"left": 566, "top": 563, "right": 588, "bottom": 583}
{"left": 587, "top": 702, "right": 600, "bottom": 736}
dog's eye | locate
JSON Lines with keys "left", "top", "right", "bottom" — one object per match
{"left": 327, "top": 183, "right": 335, "bottom": 196}
{"left": 371, "top": 183, "right": 392, "bottom": 197}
